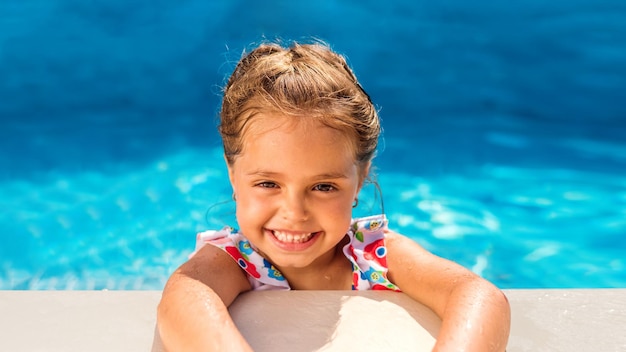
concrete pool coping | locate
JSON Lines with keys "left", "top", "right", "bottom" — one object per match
{"left": 0, "top": 289, "right": 624, "bottom": 351}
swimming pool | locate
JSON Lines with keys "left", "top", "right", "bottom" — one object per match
{"left": 1, "top": 1, "right": 625, "bottom": 289}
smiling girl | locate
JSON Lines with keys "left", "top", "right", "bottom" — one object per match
{"left": 157, "top": 41, "right": 510, "bottom": 351}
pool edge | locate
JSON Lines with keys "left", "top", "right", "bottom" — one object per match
{"left": 0, "top": 289, "right": 624, "bottom": 351}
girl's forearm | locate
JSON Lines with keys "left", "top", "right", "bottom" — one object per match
{"left": 433, "top": 280, "right": 511, "bottom": 352}
{"left": 157, "top": 274, "right": 253, "bottom": 352}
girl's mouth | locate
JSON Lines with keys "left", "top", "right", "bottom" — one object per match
{"left": 271, "top": 230, "right": 316, "bottom": 244}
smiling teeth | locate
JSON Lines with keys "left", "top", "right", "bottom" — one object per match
{"left": 273, "top": 231, "right": 314, "bottom": 243}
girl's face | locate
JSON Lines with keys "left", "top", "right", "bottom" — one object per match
{"left": 227, "top": 113, "right": 367, "bottom": 271}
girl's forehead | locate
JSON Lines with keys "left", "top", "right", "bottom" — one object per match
{"left": 237, "top": 113, "right": 358, "bottom": 162}
{"left": 242, "top": 112, "right": 355, "bottom": 148}
{"left": 234, "top": 129, "right": 360, "bottom": 182}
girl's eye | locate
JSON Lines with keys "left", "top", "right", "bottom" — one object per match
{"left": 257, "top": 181, "right": 278, "bottom": 189}
{"left": 313, "top": 184, "right": 336, "bottom": 192}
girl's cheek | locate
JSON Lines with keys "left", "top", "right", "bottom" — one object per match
{"left": 321, "top": 197, "right": 353, "bottom": 218}
{"left": 241, "top": 195, "right": 276, "bottom": 214}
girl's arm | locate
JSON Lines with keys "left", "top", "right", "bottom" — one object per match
{"left": 157, "top": 244, "right": 253, "bottom": 351}
{"left": 385, "top": 230, "right": 511, "bottom": 352}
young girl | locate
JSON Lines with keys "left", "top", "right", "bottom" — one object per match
{"left": 157, "top": 41, "right": 510, "bottom": 351}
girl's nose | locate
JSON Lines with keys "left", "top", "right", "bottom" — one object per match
{"left": 281, "top": 192, "right": 309, "bottom": 222}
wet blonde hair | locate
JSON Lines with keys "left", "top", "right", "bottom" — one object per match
{"left": 219, "top": 41, "right": 380, "bottom": 171}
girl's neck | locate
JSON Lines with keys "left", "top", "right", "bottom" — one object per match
{"left": 277, "top": 238, "right": 352, "bottom": 290}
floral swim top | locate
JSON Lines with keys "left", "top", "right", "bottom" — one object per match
{"left": 193, "top": 214, "right": 401, "bottom": 292}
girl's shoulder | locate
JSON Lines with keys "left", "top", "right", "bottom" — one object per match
{"left": 190, "top": 226, "right": 243, "bottom": 258}
{"left": 346, "top": 214, "right": 400, "bottom": 291}
{"left": 351, "top": 215, "right": 416, "bottom": 248}
{"left": 195, "top": 226, "right": 239, "bottom": 246}
{"left": 194, "top": 226, "right": 290, "bottom": 290}
{"left": 350, "top": 214, "right": 387, "bottom": 241}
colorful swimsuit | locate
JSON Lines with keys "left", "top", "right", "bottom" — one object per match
{"left": 193, "top": 214, "right": 401, "bottom": 292}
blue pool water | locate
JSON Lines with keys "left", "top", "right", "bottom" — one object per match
{"left": 1, "top": 1, "right": 625, "bottom": 290}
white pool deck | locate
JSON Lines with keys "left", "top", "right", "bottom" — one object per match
{"left": 0, "top": 289, "right": 624, "bottom": 351}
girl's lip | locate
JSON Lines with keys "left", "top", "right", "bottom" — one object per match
{"left": 265, "top": 229, "right": 321, "bottom": 251}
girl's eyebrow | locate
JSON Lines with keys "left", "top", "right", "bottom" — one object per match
{"left": 245, "top": 170, "right": 280, "bottom": 177}
{"left": 312, "top": 172, "right": 349, "bottom": 180}
{"left": 246, "top": 170, "right": 349, "bottom": 180}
